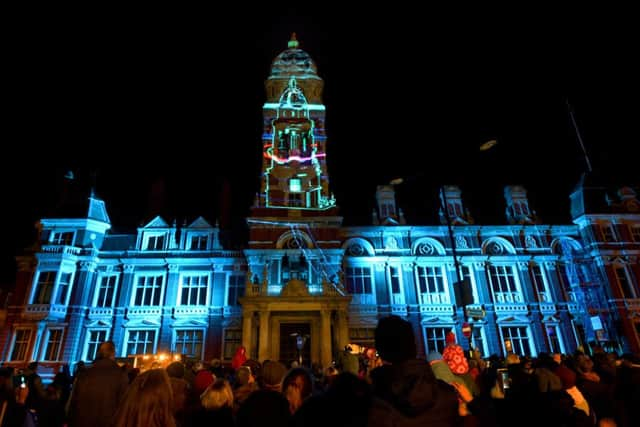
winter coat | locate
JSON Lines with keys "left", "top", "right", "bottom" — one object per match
{"left": 368, "top": 359, "right": 459, "bottom": 427}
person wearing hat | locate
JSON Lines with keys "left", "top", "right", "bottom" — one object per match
{"left": 442, "top": 331, "right": 469, "bottom": 375}
{"left": 261, "top": 361, "right": 287, "bottom": 392}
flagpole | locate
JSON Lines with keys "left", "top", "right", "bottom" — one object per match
{"left": 566, "top": 98, "right": 593, "bottom": 173}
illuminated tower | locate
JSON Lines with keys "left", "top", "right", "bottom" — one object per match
{"left": 254, "top": 33, "right": 336, "bottom": 213}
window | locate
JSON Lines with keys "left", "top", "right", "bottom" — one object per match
{"left": 42, "top": 329, "right": 64, "bottom": 361}
{"left": 501, "top": 326, "right": 532, "bottom": 356}
{"left": 424, "top": 327, "right": 449, "bottom": 354}
{"left": 389, "top": 267, "right": 401, "bottom": 294}
{"left": 615, "top": 266, "right": 637, "bottom": 299}
{"left": 95, "top": 275, "right": 118, "bottom": 307}
{"left": 416, "top": 266, "right": 446, "bottom": 304}
{"left": 190, "top": 235, "right": 208, "bottom": 250}
{"left": 55, "top": 272, "right": 73, "bottom": 305}
{"left": 85, "top": 330, "right": 108, "bottom": 361}
{"left": 471, "top": 326, "right": 485, "bottom": 355}
{"left": 345, "top": 267, "right": 372, "bottom": 294}
{"left": 601, "top": 225, "right": 616, "bottom": 242}
{"left": 32, "top": 271, "right": 56, "bottom": 304}
{"left": 134, "top": 275, "right": 164, "bottom": 306}
{"left": 10, "top": 329, "right": 32, "bottom": 361}
{"left": 174, "top": 329, "right": 204, "bottom": 358}
{"left": 487, "top": 265, "right": 519, "bottom": 303}
{"left": 544, "top": 325, "right": 563, "bottom": 354}
{"left": 289, "top": 178, "right": 301, "bottom": 192}
{"left": 227, "top": 274, "right": 245, "bottom": 306}
{"left": 181, "top": 275, "right": 208, "bottom": 305}
{"left": 556, "top": 264, "right": 574, "bottom": 301}
{"left": 529, "top": 264, "right": 548, "bottom": 302}
{"left": 126, "top": 330, "right": 157, "bottom": 356}
{"left": 349, "top": 327, "right": 375, "bottom": 349}
{"left": 289, "top": 193, "right": 303, "bottom": 207}
{"left": 146, "top": 235, "right": 166, "bottom": 250}
{"left": 51, "top": 231, "right": 74, "bottom": 246}
{"left": 631, "top": 226, "right": 640, "bottom": 243}
{"left": 416, "top": 266, "right": 444, "bottom": 293}
{"left": 223, "top": 329, "right": 241, "bottom": 360}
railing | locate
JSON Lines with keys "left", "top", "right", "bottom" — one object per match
{"left": 538, "top": 302, "right": 557, "bottom": 314}
{"left": 350, "top": 294, "right": 376, "bottom": 305}
{"left": 493, "top": 292, "right": 523, "bottom": 304}
{"left": 420, "top": 292, "right": 449, "bottom": 305}
{"left": 494, "top": 303, "right": 528, "bottom": 314}
{"left": 126, "top": 307, "right": 162, "bottom": 317}
{"left": 391, "top": 304, "right": 407, "bottom": 315}
{"left": 173, "top": 306, "right": 208, "bottom": 316}
{"left": 536, "top": 292, "right": 552, "bottom": 303}
{"left": 88, "top": 307, "right": 113, "bottom": 317}
{"left": 391, "top": 294, "right": 405, "bottom": 305}
{"left": 24, "top": 304, "right": 68, "bottom": 318}
{"left": 40, "top": 245, "right": 82, "bottom": 255}
{"left": 419, "top": 304, "right": 454, "bottom": 315}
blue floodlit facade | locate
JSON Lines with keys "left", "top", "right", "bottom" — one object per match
{"left": 1, "top": 35, "right": 639, "bottom": 378}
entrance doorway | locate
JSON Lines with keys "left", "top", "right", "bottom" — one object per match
{"left": 280, "top": 323, "right": 311, "bottom": 367}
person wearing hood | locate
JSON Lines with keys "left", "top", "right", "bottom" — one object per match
{"left": 368, "top": 316, "right": 459, "bottom": 427}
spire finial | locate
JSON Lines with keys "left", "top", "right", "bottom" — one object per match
{"left": 288, "top": 32, "right": 299, "bottom": 49}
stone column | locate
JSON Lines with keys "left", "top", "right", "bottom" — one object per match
{"left": 336, "top": 310, "right": 349, "bottom": 351}
{"left": 258, "top": 311, "right": 270, "bottom": 362}
{"left": 320, "top": 310, "right": 332, "bottom": 369}
{"left": 242, "top": 310, "right": 253, "bottom": 353}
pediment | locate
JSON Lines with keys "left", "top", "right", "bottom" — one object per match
{"left": 143, "top": 215, "right": 170, "bottom": 229}
{"left": 173, "top": 318, "right": 208, "bottom": 327}
{"left": 124, "top": 318, "right": 161, "bottom": 327}
{"left": 280, "top": 279, "right": 310, "bottom": 297}
{"left": 85, "top": 319, "right": 112, "bottom": 328}
{"left": 187, "top": 216, "right": 213, "bottom": 229}
{"left": 496, "top": 315, "right": 529, "bottom": 323}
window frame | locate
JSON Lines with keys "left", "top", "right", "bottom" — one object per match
{"left": 222, "top": 328, "right": 242, "bottom": 360}
{"left": 143, "top": 232, "right": 168, "bottom": 250}
{"left": 179, "top": 273, "right": 210, "bottom": 306}
{"left": 41, "top": 328, "right": 65, "bottom": 362}
{"left": 94, "top": 274, "right": 119, "bottom": 308}
{"left": 123, "top": 329, "right": 158, "bottom": 357}
{"left": 83, "top": 329, "right": 110, "bottom": 362}
{"left": 173, "top": 328, "right": 206, "bottom": 359}
{"left": 423, "top": 326, "right": 451, "bottom": 355}
{"left": 50, "top": 230, "right": 75, "bottom": 246}
{"left": 131, "top": 274, "right": 165, "bottom": 307}
{"left": 487, "top": 264, "right": 522, "bottom": 303}
{"left": 30, "top": 271, "right": 57, "bottom": 305}
{"left": 9, "top": 328, "right": 34, "bottom": 362}
{"left": 415, "top": 265, "right": 448, "bottom": 304}
{"left": 499, "top": 325, "right": 535, "bottom": 357}
{"left": 226, "top": 274, "right": 246, "bottom": 306}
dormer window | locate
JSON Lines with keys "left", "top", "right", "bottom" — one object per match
{"left": 51, "top": 231, "right": 74, "bottom": 246}
{"left": 145, "top": 234, "right": 166, "bottom": 250}
{"left": 190, "top": 235, "right": 209, "bottom": 250}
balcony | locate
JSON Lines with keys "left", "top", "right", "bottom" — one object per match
{"left": 24, "top": 304, "right": 67, "bottom": 319}
{"left": 40, "top": 245, "right": 82, "bottom": 256}
{"left": 391, "top": 304, "right": 407, "bottom": 316}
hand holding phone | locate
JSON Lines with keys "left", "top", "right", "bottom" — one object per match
{"left": 20, "top": 376, "right": 26, "bottom": 389}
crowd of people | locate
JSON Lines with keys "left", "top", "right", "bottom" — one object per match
{"left": 1, "top": 316, "right": 639, "bottom": 427}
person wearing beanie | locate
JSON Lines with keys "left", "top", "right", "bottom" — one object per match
{"left": 262, "top": 360, "right": 288, "bottom": 392}
{"left": 368, "top": 316, "right": 458, "bottom": 427}
{"left": 442, "top": 331, "right": 469, "bottom": 375}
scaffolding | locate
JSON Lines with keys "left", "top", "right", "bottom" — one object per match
{"left": 560, "top": 239, "right": 618, "bottom": 352}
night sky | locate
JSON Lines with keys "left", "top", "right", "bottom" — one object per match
{"left": 2, "top": 9, "right": 638, "bottom": 284}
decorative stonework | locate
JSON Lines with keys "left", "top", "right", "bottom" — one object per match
{"left": 123, "top": 264, "right": 135, "bottom": 273}
{"left": 168, "top": 264, "right": 180, "bottom": 272}
{"left": 416, "top": 242, "right": 436, "bottom": 255}
{"left": 280, "top": 278, "right": 310, "bottom": 297}
{"left": 79, "top": 261, "right": 97, "bottom": 272}
{"left": 525, "top": 235, "right": 538, "bottom": 249}
{"left": 384, "top": 236, "right": 399, "bottom": 250}
{"left": 456, "top": 235, "right": 469, "bottom": 249}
